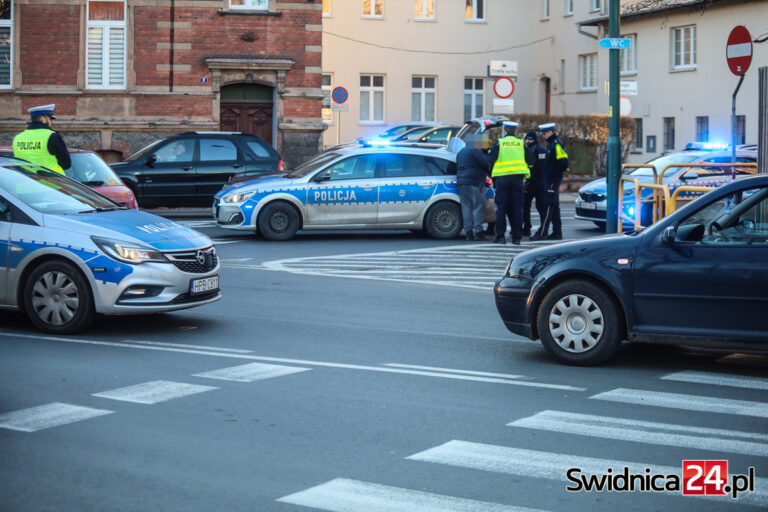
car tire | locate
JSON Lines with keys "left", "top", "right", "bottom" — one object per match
{"left": 23, "top": 260, "right": 95, "bottom": 334}
{"left": 536, "top": 279, "right": 623, "bottom": 366}
{"left": 424, "top": 201, "right": 462, "bottom": 239}
{"left": 258, "top": 201, "right": 300, "bottom": 241}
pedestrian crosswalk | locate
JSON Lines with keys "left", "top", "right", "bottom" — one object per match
{"left": 276, "top": 369, "right": 768, "bottom": 510}
{"left": 250, "top": 241, "right": 566, "bottom": 291}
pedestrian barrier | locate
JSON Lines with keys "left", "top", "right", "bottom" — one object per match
{"left": 616, "top": 162, "right": 757, "bottom": 232}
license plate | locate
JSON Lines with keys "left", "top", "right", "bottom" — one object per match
{"left": 190, "top": 275, "right": 218, "bottom": 295}
{"left": 582, "top": 202, "right": 597, "bottom": 210}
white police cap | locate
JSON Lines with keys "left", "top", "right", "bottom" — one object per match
{"left": 538, "top": 122, "right": 556, "bottom": 132}
{"left": 502, "top": 121, "right": 519, "bottom": 130}
{"left": 28, "top": 104, "right": 56, "bottom": 119}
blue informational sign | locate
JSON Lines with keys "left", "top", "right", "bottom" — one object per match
{"left": 598, "top": 38, "right": 632, "bottom": 49}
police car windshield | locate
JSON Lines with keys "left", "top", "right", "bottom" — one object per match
{"left": 629, "top": 153, "right": 699, "bottom": 176}
{"left": 0, "top": 166, "right": 121, "bottom": 214}
{"left": 285, "top": 151, "right": 342, "bottom": 178}
{"left": 69, "top": 153, "right": 121, "bottom": 186}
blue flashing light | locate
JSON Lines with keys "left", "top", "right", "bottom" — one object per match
{"left": 685, "top": 141, "right": 729, "bottom": 151}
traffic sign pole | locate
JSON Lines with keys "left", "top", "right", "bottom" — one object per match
{"left": 726, "top": 26, "right": 753, "bottom": 165}
{"left": 606, "top": 0, "right": 621, "bottom": 234}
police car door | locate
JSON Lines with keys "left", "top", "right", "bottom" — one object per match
{"left": 377, "top": 153, "right": 440, "bottom": 224}
{"left": 0, "top": 195, "right": 9, "bottom": 304}
{"left": 304, "top": 154, "right": 378, "bottom": 225}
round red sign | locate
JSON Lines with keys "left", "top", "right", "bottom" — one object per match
{"left": 493, "top": 77, "right": 515, "bottom": 99}
{"left": 726, "top": 25, "right": 752, "bottom": 76}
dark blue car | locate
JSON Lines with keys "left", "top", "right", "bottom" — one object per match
{"left": 495, "top": 174, "right": 768, "bottom": 365}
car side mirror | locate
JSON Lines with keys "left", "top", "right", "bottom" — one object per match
{"left": 145, "top": 155, "right": 156, "bottom": 167}
{"left": 313, "top": 171, "right": 331, "bottom": 183}
{"left": 662, "top": 226, "right": 676, "bottom": 245}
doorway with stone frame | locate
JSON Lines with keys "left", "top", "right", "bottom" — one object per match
{"left": 220, "top": 83, "right": 274, "bottom": 144}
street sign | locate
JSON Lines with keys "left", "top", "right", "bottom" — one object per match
{"left": 726, "top": 25, "right": 753, "bottom": 76}
{"left": 620, "top": 80, "right": 638, "bottom": 96}
{"left": 598, "top": 38, "right": 632, "bottom": 49}
{"left": 331, "top": 103, "right": 348, "bottom": 111}
{"left": 492, "top": 98, "right": 515, "bottom": 114}
{"left": 331, "top": 86, "right": 349, "bottom": 104}
{"left": 493, "top": 76, "right": 515, "bottom": 98}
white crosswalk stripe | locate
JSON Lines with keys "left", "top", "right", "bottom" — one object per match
{"left": 92, "top": 380, "right": 218, "bottom": 404}
{"left": 0, "top": 402, "right": 114, "bottom": 432}
{"left": 193, "top": 362, "right": 310, "bottom": 382}
{"left": 590, "top": 388, "right": 768, "bottom": 418}
{"left": 661, "top": 371, "right": 768, "bottom": 391}
{"left": 251, "top": 241, "right": 565, "bottom": 290}
{"left": 508, "top": 409, "right": 768, "bottom": 456}
{"left": 277, "top": 478, "right": 549, "bottom": 512}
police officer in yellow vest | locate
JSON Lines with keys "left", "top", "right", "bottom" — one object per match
{"left": 13, "top": 104, "right": 71, "bottom": 174}
{"left": 489, "top": 121, "right": 529, "bottom": 245}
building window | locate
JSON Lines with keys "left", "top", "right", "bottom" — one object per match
{"left": 463, "top": 78, "right": 484, "bottom": 121}
{"left": 323, "top": 0, "right": 331, "bottom": 16}
{"left": 590, "top": 0, "right": 601, "bottom": 12}
{"left": 579, "top": 53, "right": 597, "bottom": 91}
{"left": 230, "top": 0, "right": 268, "bottom": 9}
{"left": 87, "top": 1, "right": 126, "bottom": 89}
{"left": 465, "top": 0, "right": 484, "bottom": 21}
{"left": 671, "top": 25, "right": 696, "bottom": 70}
{"left": 633, "top": 118, "right": 643, "bottom": 152}
{"left": 0, "top": 0, "right": 11, "bottom": 88}
{"left": 363, "top": 0, "right": 383, "bottom": 17}
{"left": 695, "top": 116, "right": 709, "bottom": 142}
{"left": 360, "top": 74, "right": 384, "bottom": 123}
{"left": 663, "top": 117, "right": 675, "bottom": 151}
{"left": 564, "top": 0, "right": 573, "bottom": 16}
{"left": 541, "top": 0, "right": 549, "bottom": 20}
{"left": 620, "top": 34, "right": 636, "bottom": 75}
{"left": 415, "top": 0, "right": 435, "bottom": 20}
{"left": 322, "top": 74, "right": 333, "bottom": 124}
{"left": 735, "top": 115, "right": 746, "bottom": 145}
{"left": 411, "top": 76, "right": 436, "bottom": 122}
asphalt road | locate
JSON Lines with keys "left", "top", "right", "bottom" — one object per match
{"left": 1, "top": 203, "right": 767, "bottom": 512}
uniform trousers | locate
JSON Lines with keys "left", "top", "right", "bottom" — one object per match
{"left": 538, "top": 177, "right": 563, "bottom": 237}
{"left": 493, "top": 174, "right": 525, "bottom": 241}
{"left": 523, "top": 181, "right": 545, "bottom": 234}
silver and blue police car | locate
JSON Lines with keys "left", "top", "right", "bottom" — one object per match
{"left": 0, "top": 160, "right": 220, "bottom": 334}
{"left": 213, "top": 144, "right": 465, "bottom": 241}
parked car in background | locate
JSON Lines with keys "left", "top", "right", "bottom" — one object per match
{"left": 0, "top": 161, "right": 220, "bottom": 333}
{"left": 495, "top": 174, "right": 768, "bottom": 366}
{"left": 576, "top": 143, "right": 757, "bottom": 228}
{"left": 0, "top": 148, "right": 138, "bottom": 209}
{"left": 111, "top": 132, "right": 282, "bottom": 207}
{"left": 213, "top": 144, "right": 468, "bottom": 241}
{"left": 391, "top": 125, "right": 462, "bottom": 146}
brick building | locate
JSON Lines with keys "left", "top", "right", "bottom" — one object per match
{"left": 0, "top": 0, "right": 325, "bottom": 167}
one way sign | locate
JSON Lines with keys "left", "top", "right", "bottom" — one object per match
{"left": 598, "top": 38, "right": 632, "bottom": 49}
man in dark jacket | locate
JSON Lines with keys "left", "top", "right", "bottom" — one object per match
{"left": 456, "top": 134, "right": 491, "bottom": 241}
{"left": 531, "top": 122, "right": 569, "bottom": 241}
{"left": 523, "top": 130, "right": 546, "bottom": 237}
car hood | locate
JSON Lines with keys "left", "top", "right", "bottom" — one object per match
{"left": 217, "top": 173, "right": 295, "bottom": 198}
{"left": 579, "top": 176, "right": 654, "bottom": 195}
{"left": 47, "top": 209, "right": 211, "bottom": 251}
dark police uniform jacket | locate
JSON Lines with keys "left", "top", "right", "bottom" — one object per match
{"left": 525, "top": 142, "right": 547, "bottom": 190}
{"left": 543, "top": 135, "right": 569, "bottom": 189}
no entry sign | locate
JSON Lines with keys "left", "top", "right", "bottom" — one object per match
{"left": 493, "top": 77, "right": 515, "bottom": 99}
{"left": 726, "top": 26, "right": 753, "bottom": 76}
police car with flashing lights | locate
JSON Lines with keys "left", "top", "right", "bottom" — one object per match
{"left": 576, "top": 143, "right": 757, "bottom": 228}
{"left": 0, "top": 160, "right": 220, "bottom": 334}
{"left": 213, "top": 144, "right": 465, "bottom": 241}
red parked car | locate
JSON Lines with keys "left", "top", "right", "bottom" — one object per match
{"left": 0, "top": 148, "right": 138, "bottom": 209}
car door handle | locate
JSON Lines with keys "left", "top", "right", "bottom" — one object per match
{"left": 182, "top": 166, "right": 193, "bottom": 171}
{"left": 419, "top": 183, "right": 436, "bottom": 188}
{"left": 360, "top": 185, "right": 376, "bottom": 190}
{"left": 231, "top": 164, "right": 242, "bottom": 169}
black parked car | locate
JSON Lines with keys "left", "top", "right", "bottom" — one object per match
{"left": 495, "top": 174, "right": 768, "bottom": 366}
{"left": 112, "top": 132, "right": 282, "bottom": 207}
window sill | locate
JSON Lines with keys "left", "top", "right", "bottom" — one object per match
{"left": 218, "top": 9, "right": 281, "bottom": 16}
{"left": 577, "top": 88, "right": 597, "bottom": 94}
{"left": 670, "top": 66, "right": 697, "bottom": 73}
{"left": 415, "top": 18, "right": 436, "bottom": 22}
{"left": 540, "top": 17, "right": 550, "bottom": 22}
{"left": 362, "top": 15, "right": 384, "bottom": 20}
{"left": 464, "top": 19, "right": 486, "bottom": 24}
{"left": 359, "top": 121, "right": 386, "bottom": 126}
{"left": 620, "top": 71, "right": 637, "bottom": 77}
{"left": 564, "top": 12, "right": 573, "bottom": 17}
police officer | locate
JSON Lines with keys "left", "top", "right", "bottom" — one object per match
{"left": 531, "top": 122, "right": 568, "bottom": 241}
{"left": 489, "top": 121, "right": 530, "bottom": 245}
{"left": 523, "top": 130, "right": 546, "bottom": 237}
{"left": 13, "top": 104, "right": 71, "bottom": 174}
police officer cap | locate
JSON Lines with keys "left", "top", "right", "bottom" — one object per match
{"left": 538, "top": 122, "right": 556, "bottom": 132}
{"left": 502, "top": 121, "right": 519, "bottom": 133}
{"left": 28, "top": 104, "right": 56, "bottom": 119}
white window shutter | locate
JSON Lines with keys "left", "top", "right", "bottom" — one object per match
{"left": 108, "top": 27, "right": 125, "bottom": 87}
{"left": 87, "top": 26, "right": 104, "bottom": 87}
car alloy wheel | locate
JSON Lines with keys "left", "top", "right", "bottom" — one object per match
{"left": 24, "top": 260, "right": 95, "bottom": 334}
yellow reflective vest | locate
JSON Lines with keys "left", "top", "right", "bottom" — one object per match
{"left": 492, "top": 136, "right": 530, "bottom": 179}
{"left": 13, "top": 128, "right": 64, "bottom": 174}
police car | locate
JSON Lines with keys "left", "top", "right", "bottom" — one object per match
{"left": 0, "top": 160, "right": 220, "bottom": 334}
{"left": 213, "top": 144, "right": 464, "bottom": 241}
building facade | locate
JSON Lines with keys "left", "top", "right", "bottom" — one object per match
{"left": 321, "top": 0, "right": 767, "bottom": 164}
{"left": 0, "top": 0, "right": 325, "bottom": 167}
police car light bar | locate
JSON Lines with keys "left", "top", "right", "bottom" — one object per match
{"left": 685, "top": 142, "right": 729, "bottom": 150}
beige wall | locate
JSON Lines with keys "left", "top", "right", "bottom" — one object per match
{"left": 322, "top": 0, "right": 768, "bottom": 163}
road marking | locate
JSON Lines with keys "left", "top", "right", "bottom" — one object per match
{"left": 590, "top": 388, "right": 768, "bottom": 418}
{"left": 121, "top": 339, "right": 253, "bottom": 354}
{"left": 385, "top": 363, "right": 525, "bottom": 380}
{"left": 406, "top": 441, "right": 768, "bottom": 507}
{"left": 193, "top": 362, "right": 310, "bottom": 382}
{"left": 508, "top": 410, "right": 768, "bottom": 456}
{"left": 661, "top": 371, "right": 768, "bottom": 391}
{"left": 0, "top": 332, "right": 583, "bottom": 392}
{"left": 93, "top": 380, "right": 218, "bottom": 404}
{"left": 276, "top": 478, "right": 548, "bottom": 512}
{"left": 0, "top": 403, "right": 113, "bottom": 432}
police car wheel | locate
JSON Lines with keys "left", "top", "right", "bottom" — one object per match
{"left": 258, "top": 201, "right": 300, "bottom": 241}
{"left": 536, "top": 279, "right": 623, "bottom": 366}
{"left": 425, "top": 201, "right": 462, "bottom": 239}
{"left": 23, "top": 260, "right": 95, "bottom": 334}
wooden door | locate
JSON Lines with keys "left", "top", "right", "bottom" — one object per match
{"left": 220, "top": 102, "right": 273, "bottom": 144}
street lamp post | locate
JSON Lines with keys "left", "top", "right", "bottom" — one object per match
{"left": 606, "top": 0, "right": 621, "bottom": 233}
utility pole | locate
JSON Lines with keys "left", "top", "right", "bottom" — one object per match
{"left": 605, "top": 0, "right": 621, "bottom": 233}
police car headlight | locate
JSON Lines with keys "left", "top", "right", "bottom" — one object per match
{"left": 222, "top": 191, "right": 256, "bottom": 203}
{"left": 91, "top": 236, "right": 169, "bottom": 264}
